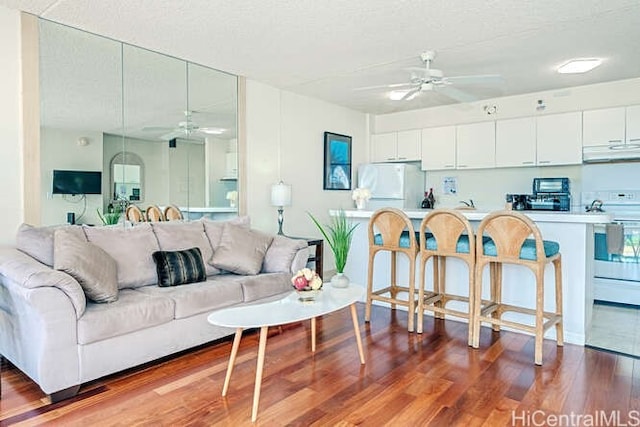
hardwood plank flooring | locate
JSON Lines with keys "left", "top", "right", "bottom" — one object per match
{"left": 1, "top": 303, "right": 638, "bottom": 426}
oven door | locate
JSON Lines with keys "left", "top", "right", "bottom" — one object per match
{"left": 594, "top": 220, "right": 640, "bottom": 304}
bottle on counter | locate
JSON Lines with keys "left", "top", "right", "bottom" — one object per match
{"left": 427, "top": 188, "right": 436, "bottom": 208}
{"left": 421, "top": 189, "right": 435, "bottom": 209}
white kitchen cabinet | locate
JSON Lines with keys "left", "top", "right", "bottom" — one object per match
{"left": 536, "top": 111, "right": 582, "bottom": 165}
{"left": 456, "top": 121, "right": 495, "bottom": 169}
{"left": 371, "top": 132, "right": 397, "bottom": 162}
{"left": 626, "top": 105, "right": 640, "bottom": 146}
{"left": 420, "top": 126, "right": 456, "bottom": 170}
{"left": 495, "top": 117, "right": 536, "bottom": 167}
{"left": 371, "top": 130, "right": 420, "bottom": 162}
{"left": 582, "top": 107, "right": 625, "bottom": 147}
{"left": 395, "top": 129, "right": 421, "bottom": 161}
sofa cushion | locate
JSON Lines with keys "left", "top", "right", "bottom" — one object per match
{"left": 201, "top": 215, "right": 250, "bottom": 250}
{"left": 16, "top": 223, "right": 85, "bottom": 267}
{"left": 83, "top": 223, "right": 159, "bottom": 289}
{"left": 210, "top": 224, "right": 273, "bottom": 275}
{"left": 151, "top": 221, "right": 218, "bottom": 276}
{"left": 152, "top": 247, "right": 207, "bottom": 287}
{"left": 77, "top": 289, "right": 174, "bottom": 344}
{"left": 240, "top": 273, "right": 293, "bottom": 302}
{"left": 54, "top": 228, "right": 119, "bottom": 303}
{"left": 135, "top": 274, "right": 245, "bottom": 319}
{"left": 262, "top": 235, "right": 309, "bottom": 274}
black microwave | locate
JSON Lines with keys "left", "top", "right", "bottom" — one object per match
{"left": 532, "top": 177, "right": 570, "bottom": 194}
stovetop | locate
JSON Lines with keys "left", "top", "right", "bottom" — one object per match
{"left": 582, "top": 190, "right": 640, "bottom": 220}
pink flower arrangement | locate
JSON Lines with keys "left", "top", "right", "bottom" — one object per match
{"left": 291, "top": 268, "right": 323, "bottom": 291}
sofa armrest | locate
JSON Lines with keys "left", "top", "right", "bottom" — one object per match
{"left": 0, "top": 248, "right": 86, "bottom": 318}
{"left": 0, "top": 276, "right": 80, "bottom": 394}
{"left": 291, "top": 246, "right": 310, "bottom": 273}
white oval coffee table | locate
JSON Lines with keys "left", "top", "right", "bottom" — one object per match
{"left": 208, "top": 284, "right": 365, "bottom": 422}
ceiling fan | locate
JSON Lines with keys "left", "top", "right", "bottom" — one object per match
{"left": 357, "top": 50, "right": 503, "bottom": 103}
{"left": 142, "top": 111, "right": 225, "bottom": 141}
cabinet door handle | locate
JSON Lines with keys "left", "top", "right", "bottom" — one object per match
{"left": 538, "top": 160, "right": 551, "bottom": 164}
{"left": 397, "top": 157, "right": 407, "bottom": 160}
{"left": 386, "top": 157, "right": 395, "bottom": 160}
{"left": 608, "top": 139, "right": 623, "bottom": 144}
{"left": 629, "top": 138, "right": 640, "bottom": 142}
{"left": 458, "top": 164, "right": 468, "bottom": 168}
{"left": 445, "top": 164, "right": 454, "bottom": 168}
{"left": 522, "top": 161, "right": 534, "bottom": 165}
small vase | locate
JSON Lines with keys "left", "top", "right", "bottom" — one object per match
{"left": 331, "top": 272, "right": 350, "bottom": 288}
{"left": 296, "top": 289, "right": 320, "bottom": 301}
{"left": 355, "top": 199, "right": 366, "bottom": 210}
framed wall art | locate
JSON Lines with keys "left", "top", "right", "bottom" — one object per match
{"left": 323, "top": 131, "right": 352, "bottom": 190}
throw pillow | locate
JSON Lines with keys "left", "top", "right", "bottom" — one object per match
{"left": 202, "top": 215, "right": 251, "bottom": 250}
{"left": 151, "top": 221, "right": 218, "bottom": 276}
{"left": 83, "top": 223, "right": 160, "bottom": 289}
{"left": 209, "top": 223, "right": 273, "bottom": 275}
{"left": 152, "top": 247, "right": 207, "bottom": 287}
{"left": 54, "top": 228, "right": 119, "bottom": 303}
{"left": 262, "top": 235, "right": 309, "bottom": 273}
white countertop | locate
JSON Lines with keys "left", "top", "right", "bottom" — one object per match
{"left": 338, "top": 208, "right": 612, "bottom": 224}
{"left": 179, "top": 206, "right": 238, "bottom": 213}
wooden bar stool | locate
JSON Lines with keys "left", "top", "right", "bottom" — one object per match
{"left": 125, "top": 205, "right": 144, "bottom": 223}
{"left": 471, "top": 210, "right": 563, "bottom": 365}
{"left": 145, "top": 205, "right": 164, "bottom": 222}
{"left": 164, "top": 204, "right": 184, "bottom": 221}
{"left": 365, "top": 208, "right": 419, "bottom": 332}
{"left": 417, "top": 209, "right": 476, "bottom": 345}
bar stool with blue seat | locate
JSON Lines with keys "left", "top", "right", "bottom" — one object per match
{"left": 417, "top": 209, "right": 476, "bottom": 345}
{"left": 471, "top": 210, "right": 563, "bottom": 365}
{"left": 365, "top": 208, "right": 419, "bottom": 332}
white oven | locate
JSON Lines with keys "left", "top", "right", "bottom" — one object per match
{"left": 586, "top": 191, "right": 640, "bottom": 305}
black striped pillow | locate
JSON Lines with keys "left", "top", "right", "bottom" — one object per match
{"left": 152, "top": 247, "right": 206, "bottom": 287}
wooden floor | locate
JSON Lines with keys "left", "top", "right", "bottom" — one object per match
{"left": 1, "top": 303, "right": 639, "bottom": 426}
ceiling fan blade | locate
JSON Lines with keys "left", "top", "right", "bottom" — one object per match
{"left": 401, "top": 87, "right": 421, "bottom": 101}
{"left": 354, "top": 82, "right": 414, "bottom": 91}
{"left": 444, "top": 74, "right": 504, "bottom": 85}
{"left": 434, "top": 85, "right": 477, "bottom": 103}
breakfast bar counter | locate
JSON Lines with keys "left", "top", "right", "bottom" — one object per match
{"left": 338, "top": 208, "right": 612, "bottom": 346}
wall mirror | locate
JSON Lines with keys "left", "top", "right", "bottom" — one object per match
{"left": 38, "top": 19, "right": 238, "bottom": 226}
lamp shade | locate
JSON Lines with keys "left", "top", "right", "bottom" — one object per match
{"left": 271, "top": 182, "right": 292, "bottom": 207}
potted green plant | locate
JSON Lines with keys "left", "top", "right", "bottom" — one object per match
{"left": 308, "top": 209, "right": 358, "bottom": 288}
{"left": 97, "top": 206, "right": 122, "bottom": 225}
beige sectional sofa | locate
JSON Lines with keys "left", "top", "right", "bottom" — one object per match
{"left": 0, "top": 216, "right": 309, "bottom": 401}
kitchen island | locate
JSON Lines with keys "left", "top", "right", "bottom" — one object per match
{"left": 339, "top": 209, "right": 612, "bottom": 345}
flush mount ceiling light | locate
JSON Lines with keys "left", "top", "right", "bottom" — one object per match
{"left": 389, "top": 90, "right": 407, "bottom": 101}
{"left": 557, "top": 58, "right": 603, "bottom": 74}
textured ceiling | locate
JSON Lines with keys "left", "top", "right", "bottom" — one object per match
{"left": 3, "top": 0, "right": 640, "bottom": 115}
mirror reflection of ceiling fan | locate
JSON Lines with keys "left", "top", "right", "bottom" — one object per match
{"left": 356, "top": 50, "right": 503, "bottom": 103}
{"left": 142, "top": 111, "right": 226, "bottom": 141}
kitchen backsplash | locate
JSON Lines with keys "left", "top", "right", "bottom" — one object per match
{"left": 424, "top": 165, "right": 583, "bottom": 211}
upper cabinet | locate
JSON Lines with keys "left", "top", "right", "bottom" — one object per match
{"left": 456, "top": 122, "right": 495, "bottom": 169}
{"left": 582, "top": 107, "right": 626, "bottom": 148}
{"left": 421, "top": 126, "right": 456, "bottom": 170}
{"left": 494, "top": 112, "right": 581, "bottom": 168}
{"left": 536, "top": 112, "right": 582, "bottom": 165}
{"left": 495, "top": 117, "right": 536, "bottom": 167}
{"left": 371, "top": 129, "right": 420, "bottom": 162}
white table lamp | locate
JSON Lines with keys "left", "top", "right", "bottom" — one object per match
{"left": 271, "top": 181, "right": 292, "bottom": 235}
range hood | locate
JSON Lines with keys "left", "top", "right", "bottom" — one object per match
{"left": 583, "top": 144, "right": 640, "bottom": 163}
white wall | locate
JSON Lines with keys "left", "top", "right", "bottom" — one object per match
{"left": 373, "top": 78, "right": 640, "bottom": 209}
{"left": 41, "top": 127, "right": 104, "bottom": 225}
{"left": 245, "top": 80, "right": 369, "bottom": 271}
{"left": 0, "top": 6, "right": 22, "bottom": 245}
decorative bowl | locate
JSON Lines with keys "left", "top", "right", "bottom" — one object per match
{"left": 296, "top": 289, "right": 320, "bottom": 301}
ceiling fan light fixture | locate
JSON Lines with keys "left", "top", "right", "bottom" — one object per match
{"left": 199, "top": 127, "right": 225, "bottom": 135}
{"left": 557, "top": 58, "right": 602, "bottom": 74}
{"left": 389, "top": 90, "right": 408, "bottom": 101}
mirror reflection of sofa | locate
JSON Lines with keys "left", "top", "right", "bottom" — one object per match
{"left": 0, "top": 216, "right": 309, "bottom": 401}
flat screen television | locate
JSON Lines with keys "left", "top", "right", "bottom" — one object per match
{"left": 52, "top": 170, "right": 102, "bottom": 195}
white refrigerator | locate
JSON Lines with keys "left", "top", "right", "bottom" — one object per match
{"left": 357, "top": 163, "right": 424, "bottom": 209}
